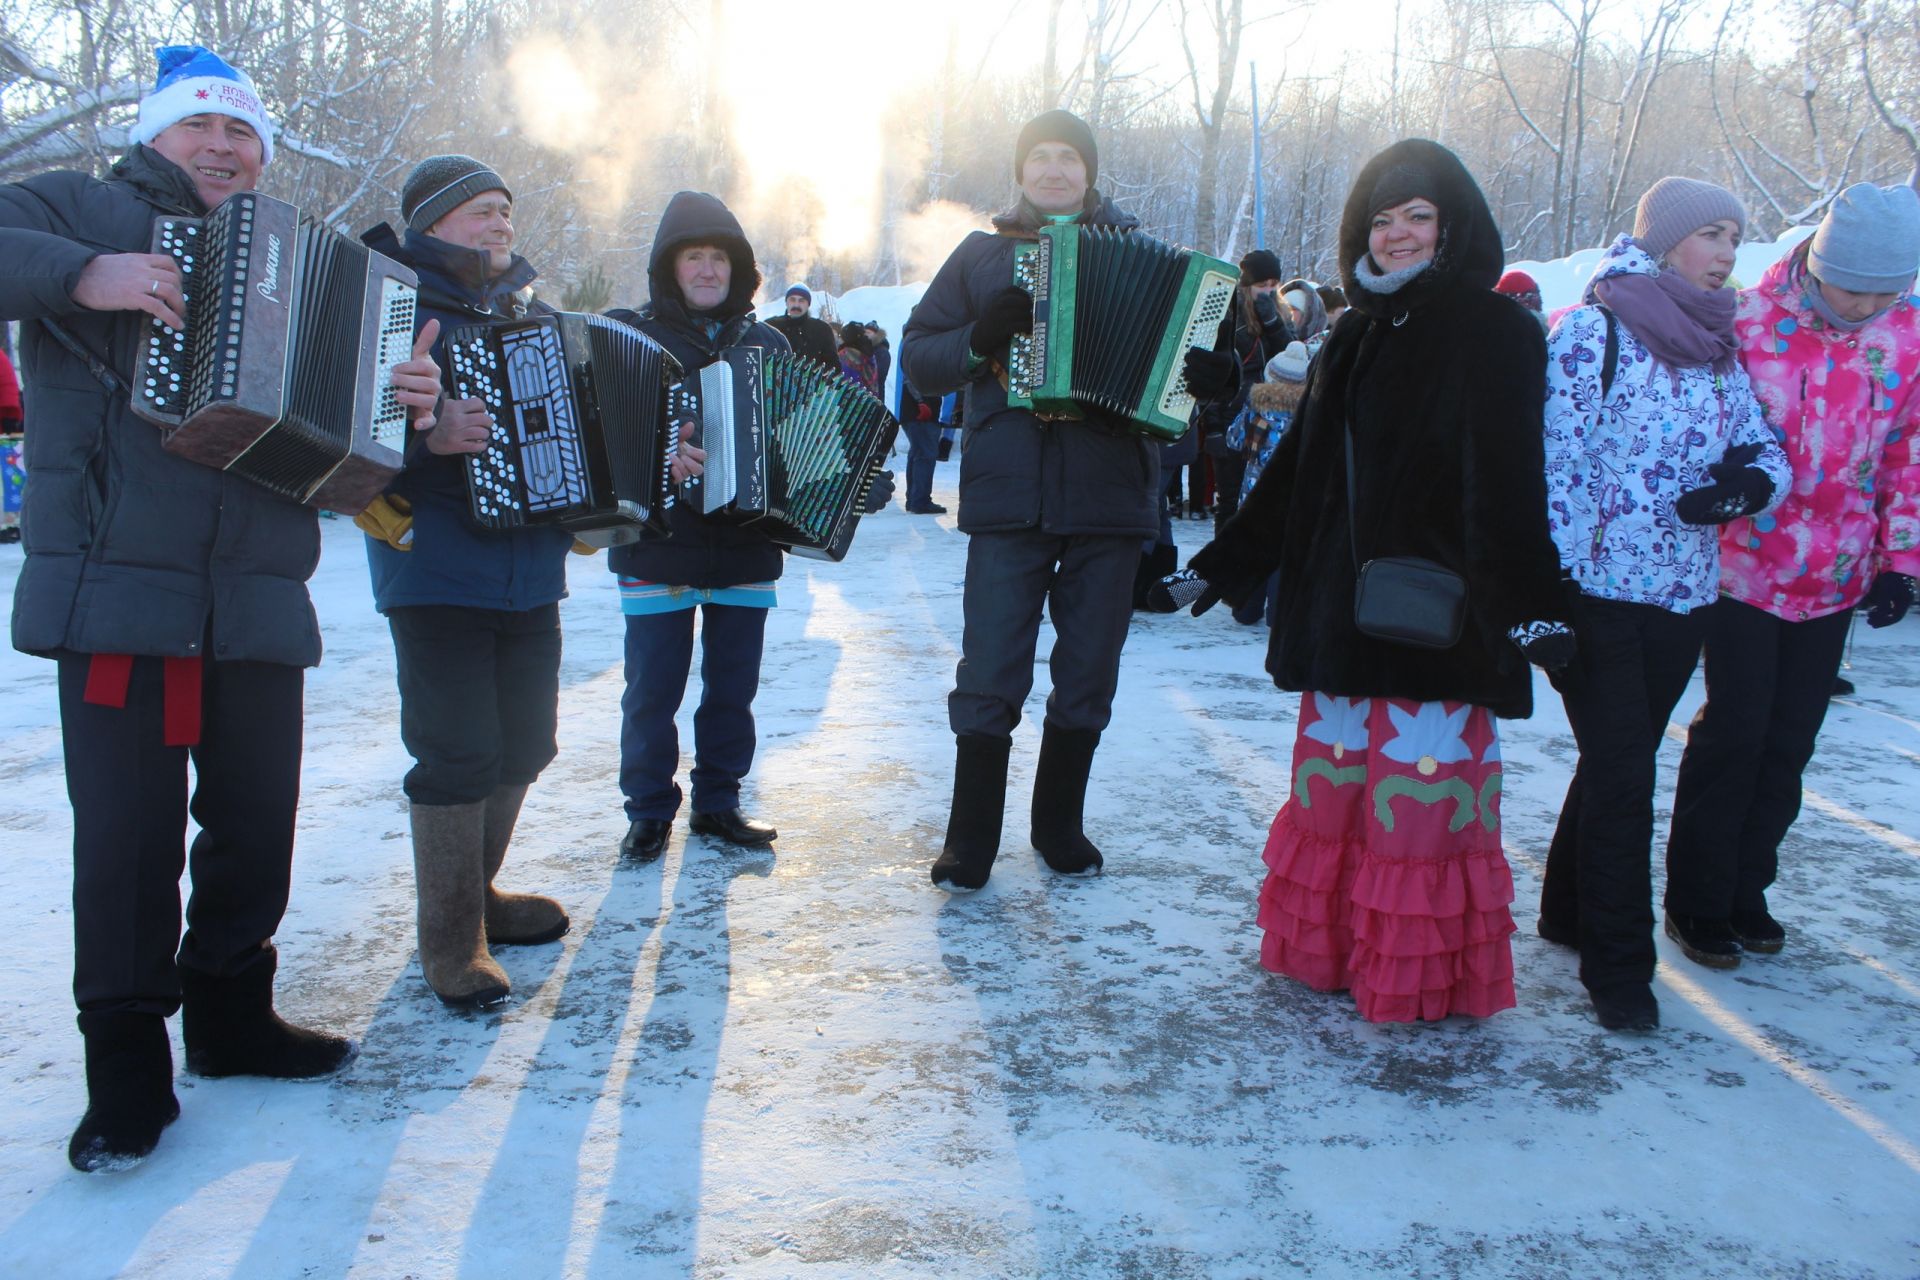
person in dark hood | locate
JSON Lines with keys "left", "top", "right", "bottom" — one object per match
{"left": 1, "top": 45, "right": 442, "bottom": 1173}
{"left": 767, "top": 283, "right": 838, "bottom": 372}
{"left": 1151, "top": 139, "right": 1573, "bottom": 1023}
{"left": 603, "top": 191, "right": 792, "bottom": 864}
{"left": 901, "top": 108, "right": 1161, "bottom": 893}
{"left": 359, "top": 154, "right": 574, "bottom": 1013}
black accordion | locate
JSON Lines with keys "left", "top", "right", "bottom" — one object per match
{"left": 446, "top": 312, "right": 682, "bottom": 546}
{"left": 1007, "top": 223, "right": 1238, "bottom": 440}
{"left": 130, "top": 192, "right": 419, "bottom": 515}
{"left": 673, "top": 346, "right": 898, "bottom": 561}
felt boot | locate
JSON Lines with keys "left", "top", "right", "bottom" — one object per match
{"left": 68, "top": 1012, "right": 180, "bottom": 1173}
{"left": 180, "top": 945, "right": 356, "bottom": 1078}
{"left": 1030, "top": 721, "right": 1104, "bottom": 876}
{"left": 481, "top": 784, "right": 569, "bottom": 946}
{"left": 411, "top": 801, "right": 510, "bottom": 1008}
{"left": 930, "top": 734, "right": 1011, "bottom": 893}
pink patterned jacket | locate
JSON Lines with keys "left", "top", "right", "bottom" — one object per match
{"left": 1720, "top": 244, "right": 1920, "bottom": 621}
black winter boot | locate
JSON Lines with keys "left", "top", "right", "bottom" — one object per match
{"left": 1031, "top": 721, "right": 1104, "bottom": 876}
{"left": 68, "top": 1012, "right": 180, "bottom": 1173}
{"left": 931, "top": 734, "right": 1012, "bottom": 892}
{"left": 1664, "top": 910, "right": 1743, "bottom": 970}
{"left": 180, "top": 946, "right": 357, "bottom": 1079}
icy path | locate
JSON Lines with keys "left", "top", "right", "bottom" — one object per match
{"left": 1, "top": 472, "right": 1917, "bottom": 1278}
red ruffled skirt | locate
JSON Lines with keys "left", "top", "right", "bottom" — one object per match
{"left": 1257, "top": 691, "right": 1516, "bottom": 1022}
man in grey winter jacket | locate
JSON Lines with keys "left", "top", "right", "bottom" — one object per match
{"left": 0, "top": 47, "right": 441, "bottom": 1174}
{"left": 901, "top": 109, "right": 1160, "bottom": 892}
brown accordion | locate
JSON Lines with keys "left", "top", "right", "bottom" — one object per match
{"left": 129, "top": 192, "right": 419, "bottom": 515}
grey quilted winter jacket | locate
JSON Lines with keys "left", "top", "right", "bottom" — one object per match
{"left": 0, "top": 147, "right": 324, "bottom": 667}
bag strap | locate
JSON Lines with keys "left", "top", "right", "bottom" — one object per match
{"left": 1596, "top": 303, "right": 1619, "bottom": 400}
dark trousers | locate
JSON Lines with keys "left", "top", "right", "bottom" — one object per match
{"left": 388, "top": 604, "right": 561, "bottom": 806}
{"left": 950, "top": 529, "right": 1138, "bottom": 738}
{"left": 1665, "top": 598, "right": 1852, "bottom": 917}
{"left": 1213, "top": 453, "right": 1247, "bottom": 530}
{"left": 1540, "top": 597, "right": 1705, "bottom": 992}
{"left": 620, "top": 604, "right": 767, "bottom": 820}
{"left": 59, "top": 653, "right": 303, "bottom": 1016}
{"left": 903, "top": 418, "right": 940, "bottom": 509}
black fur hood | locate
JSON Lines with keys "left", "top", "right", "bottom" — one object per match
{"left": 1338, "top": 138, "right": 1505, "bottom": 319}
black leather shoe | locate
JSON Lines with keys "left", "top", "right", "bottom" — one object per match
{"left": 1590, "top": 983, "right": 1659, "bottom": 1032}
{"left": 620, "top": 818, "right": 672, "bottom": 862}
{"left": 1730, "top": 909, "right": 1786, "bottom": 954}
{"left": 1664, "top": 910, "right": 1742, "bottom": 969}
{"left": 907, "top": 502, "right": 948, "bottom": 514}
{"left": 689, "top": 809, "right": 777, "bottom": 846}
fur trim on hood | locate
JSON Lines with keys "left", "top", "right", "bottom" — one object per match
{"left": 1338, "top": 138, "right": 1505, "bottom": 320}
{"left": 1249, "top": 378, "right": 1305, "bottom": 415}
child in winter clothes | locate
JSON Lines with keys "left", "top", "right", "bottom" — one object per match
{"left": 1223, "top": 342, "right": 1310, "bottom": 625}
{"left": 1665, "top": 182, "right": 1920, "bottom": 956}
{"left": 1537, "top": 177, "right": 1791, "bottom": 1032}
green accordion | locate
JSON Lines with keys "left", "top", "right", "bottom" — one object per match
{"left": 1006, "top": 223, "right": 1238, "bottom": 441}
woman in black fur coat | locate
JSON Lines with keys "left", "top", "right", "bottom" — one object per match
{"left": 1159, "top": 139, "right": 1573, "bottom": 1022}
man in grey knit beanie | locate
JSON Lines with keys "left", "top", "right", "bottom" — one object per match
{"left": 1633, "top": 177, "right": 1746, "bottom": 261}
{"left": 402, "top": 154, "right": 511, "bottom": 236}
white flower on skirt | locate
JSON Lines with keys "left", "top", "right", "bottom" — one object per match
{"left": 1303, "top": 693, "right": 1371, "bottom": 760}
{"left": 1380, "top": 702, "right": 1473, "bottom": 777}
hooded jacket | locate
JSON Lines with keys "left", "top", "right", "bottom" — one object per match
{"left": 1719, "top": 242, "right": 1920, "bottom": 620}
{"left": 899, "top": 191, "right": 1159, "bottom": 539}
{"left": 358, "top": 222, "right": 573, "bottom": 615}
{"left": 1193, "top": 139, "right": 1566, "bottom": 719}
{"left": 1543, "top": 235, "right": 1789, "bottom": 614}
{"left": 2, "top": 146, "right": 326, "bottom": 666}
{"left": 606, "top": 190, "right": 791, "bottom": 588}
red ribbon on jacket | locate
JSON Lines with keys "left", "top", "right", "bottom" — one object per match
{"left": 82, "top": 653, "right": 204, "bottom": 746}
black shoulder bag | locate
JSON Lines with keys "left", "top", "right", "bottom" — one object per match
{"left": 1345, "top": 421, "right": 1468, "bottom": 650}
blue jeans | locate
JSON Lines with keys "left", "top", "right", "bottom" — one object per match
{"left": 619, "top": 604, "right": 768, "bottom": 820}
{"left": 903, "top": 419, "right": 940, "bottom": 508}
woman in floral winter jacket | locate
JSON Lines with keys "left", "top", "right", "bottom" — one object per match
{"left": 1665, "top": 182, "right": 1920, "bottom": 959}
{"left": 1537, "top": 177, "right": 1790, "bottom": 1033}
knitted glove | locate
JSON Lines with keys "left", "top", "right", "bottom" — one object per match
{"left": 352, "top": 493, "right": 414, "bottom": 550}
{"left": 1144, "top": 567, "right": 1223, "bottom": 617}
{"left": 969, "top": 286, "right": 1034, "bottom": 358}
{"left": 1675, "top": 442, "right": 1773, "bottom": 526}
{"left": 1863, "top": 571, "right": 1916, "bottom": 629}
{"left": 1508, "top": 619, "right": 1577, "bottom": 671}
{"left": 1182, "top": 347, "right": 1240, "bottom": 402}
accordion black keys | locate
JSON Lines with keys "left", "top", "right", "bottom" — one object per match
{"left": 446, "top": 312, "right": 682, "bottom": 546}
{"left": 1007, "top": 224, "right": 1237, "bottom": 440}
{"left": 673, "top": 346, "right": 898, "bottom": 561}
{"left": 130, "top": 192, "right": 419, "bottom": 515}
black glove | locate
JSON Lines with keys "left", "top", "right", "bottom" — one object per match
{"left": 1675, "top": 443, "right": 1773, "bottom": 526}
{"left": 1182, "top": 347, "right": 1239, "bottom": 402}
{"left": 1508, "top": 619, "right": 1576, "bottom": 671}
{"left": 1863, "top": 571, "right": 1916, "bottom": 628}
{"left": 861, "top": 468, "right": 895, "bottom": 514}
{"left": 1252, "top": 290, "right": 1283, "bottom": 328}
{"left": 969, "top": 286, "right": 1034, "bottom": 358}
{"left": 1144, "top": 567, "right": 1223, "bottom": 616}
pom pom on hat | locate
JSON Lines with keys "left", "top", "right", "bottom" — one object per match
{"left": 1263, "top": 341, "right": 1311, "bottom": 384}
{"left": 130, "top": 46, "right": 274, "bottom": 165}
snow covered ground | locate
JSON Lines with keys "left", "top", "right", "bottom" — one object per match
{"left": 1, "top": 473, "right": 1917, "bottom": 1279}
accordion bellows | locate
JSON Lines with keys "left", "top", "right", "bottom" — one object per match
{"left": 447, "top": 312, "right": 682, "bottom": 546}
{"left": 1008, "top": 224, "right": 1238, "bottom": 440}
{"left": 673, "top": 346, "right": 898, "bottom": 562}
{"left": 131, "top": 192, "right": 419, "bottom": 516}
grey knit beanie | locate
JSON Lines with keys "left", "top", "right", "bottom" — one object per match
{"left": 1634, "top": 177, "right": 1746, "bottom": 260}
{"left": 403, "top": 154, "right": 510, "bottom": 234}
{"left": 1263, "top": 341, "right": 1311, "bottom": 384}
{"left": 1809, "top": 182, "right": 1920, "bottom": 294}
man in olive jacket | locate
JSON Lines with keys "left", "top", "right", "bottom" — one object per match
{"left": 0, "top": 47, "right": 441, "bottom": 1173}
{"left": 901, "top": 109, "right": 1159, "bottom": 892}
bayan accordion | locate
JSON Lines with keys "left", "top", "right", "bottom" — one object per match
{"left": 446, "top": 312, "right": 682, "bottom": 546}
{"left": 130, "top": 192, "right": 419, "bottom": 515}
{"left": 1007, "top": 223, "right": 1237, "bottom": 440}
{"left": 673, "top": 346, "right": 898, "bottom": 561}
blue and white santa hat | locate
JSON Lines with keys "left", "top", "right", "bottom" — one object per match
{"left": 129, "top": 46, "right": 275, "bottom": 164}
